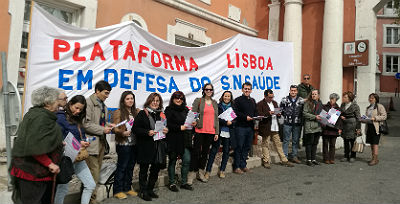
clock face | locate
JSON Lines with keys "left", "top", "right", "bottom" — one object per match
{"left": 357, "top": 42, "right": 367, "bottom": 53}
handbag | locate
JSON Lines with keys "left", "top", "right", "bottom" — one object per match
{"left": 352, "top": 137, "right": 365, "bottom": 153}
{"left": 379, "top": 120, "right": 389, "bottom": 135}
{"left": 75, "top": 125, "right": 89, "bottom": 162}
{"left": 154, "top": 139, "right": 167, "bottom": 169}
{"left": 56, "top": 156, "right": 75, "bottom": 184}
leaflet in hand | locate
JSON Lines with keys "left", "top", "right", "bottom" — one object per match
{"left": 360, "top": 115, "right": 371, "bottom": 123}
{"left": 218, "top": 107, "right": 237, "bottom": 122}
{"left": 113, "top": 119, "right": 127, "bottom": 129}
{"left": 252, "top": 116, "right": 268, "bottom": 120}
{"left": 125, "top": 119, "right": 134, "bottom": 131}
{"left": 64, "top": 132, "right": 81, "bottom": 161}
{"left": 153, "top": 119, "right": 167, "bottom": 141}
{"left": 273, "top": 108, "right": 282, "bottom": 115}
{"left": 318, "top": 108, "right": 341, "bottom": 127}
{"left": 184, "top": 111, "right": 198, "bottom": 129}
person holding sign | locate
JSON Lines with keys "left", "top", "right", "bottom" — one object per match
{"left": 165, "top": 91, "right": 194, "bottom": 192}
{"left": 134, "top": 93, "right": 168, "bottom": 201}
{"left": 11, "top": 86, "right": 65, "bottom": 204}
{"left": 257, "top": 89, "right": 294, "bottom": 169}
{"left": 190, "top": 83, "right": 219, "bottom": 183}
{"left": 112, "top": 91, "right": 140, "bottom": 199}
{"left": 83, "top": 80, "right": 115, "bottom": 204}
{"left": 321, "top": 93, "right": 342, "bottom": 164}
{"left": 205, "top": 91, "right": 236, "bottom": 179}
{"left": 303, "top": 89, "right": 323, "bottom": 166}
{"left": 55, "top": 95, "right": 96, "bottom": 204}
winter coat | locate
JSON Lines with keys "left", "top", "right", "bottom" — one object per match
{"left": 297, "top": 83, "right": 314, "bottom": 99}
{"left": 365, "top": 103, "right": 387, "bottom": 135}
{"left": 256, "top": 99, "right": 279, "bottom": 137}
{"left": 56, "top": 110, "right": 86, "bottom": 142}
{"left": 192, "top": 97, "right": 219, "bottom": 134}
{"left": 165, "top": 104, "right": 189, "bottom": 155}
{"left": 218, "top": 102, "right": 236, "bottom": 147}
{"left": 113, "top": 108, "right": 140, "bottom": 145}
{"left": 233, "top": 95, "right": 257, "bottom": 128}
{"left": 339, "top": 102, "right": 361, "bottom": 139}
{"left": 280, "top": 95, "right": 304, "bottom": 125}
{"left": 303, "top": 100, "right": 323, "bottom": 134}
{"left": 83, "top": 94, "right": 109, "bottom": 155}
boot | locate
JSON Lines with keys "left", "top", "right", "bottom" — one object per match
{"left": 368, "top": 154, "right": 379, "bottom": 166}
{"left": 197, "top": 169, "right": 208, "bottom": 182}
{"left": 187, "top": 171, "right": 195, "bottom": 185}
{"left": 368, "top": 153, "right": 374, "bottom": 163}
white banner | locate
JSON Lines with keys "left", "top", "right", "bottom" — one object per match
{"left": 24, "top": 4, "right": 293, "bottom": 113}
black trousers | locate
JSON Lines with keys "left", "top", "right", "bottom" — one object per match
{"left": 14, "top": 178, "right": 52, "bottom": 204}
{"left": 304, "top": 132, "right": 321, "bottom": 161}
{"left": 343, "top": 138, "right": 356, "bottom": 159}
{"left": 191, "top": 133, "right": 213, "bottom": 172}
{"left": 139, "top": 163, "right": 161, "bottom": 194}
{"left": 322, "top": 136, "right": 337, "bottom": 161}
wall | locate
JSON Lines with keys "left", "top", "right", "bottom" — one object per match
{"left": 0, "top": 0, "right": 11, "bottom": 89}
{"left": 343, "top": 0, "right": 356, "bottom": 93}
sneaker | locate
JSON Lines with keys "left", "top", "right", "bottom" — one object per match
{"left": 349, "top": 158, "right": 355, "bottom": 163}
{"left": 340, "top": 157, "right": 349, "bottom": 162}
{"left": 148, "top": 191, "right": 159, "bottom": 199}
{"left": 218, "top": 171, "right": 226, "bottom": 178}
{"left": 312, "top": 160, "right": 320, "bottom": 165}
{"left": 281, "top": 161, "right": 294, "bottom": 167}
{"left": 233, "top": 168, "right": 244, "bottom": 174}
{"left": 241, "top": 167, "right": 250, "bottom": 173}
{"left": 139, "top": 192, "right": 152, "bottom": 201}
{"left": 168, "top": 184, "right": 179, "bottom": 192}
{"left": 180, "top": 183, "right": 194, "bottom": 191}
{"left": 306, "top": 160, "right": 314, "bottom": 167}
{"left": 291, "top": 157, "right": 302, "bottom": 164}
{"left": 114, "top": 192, "right": 128, "bottom": 199}
{"left": 197, "top": 171, "right": 208, "bottom": 182}
{"left": 263, "top": 163, "right": 271, "bottom": 169}
{"left": 125, "top": 190, "right": 138, "bottom": 196}
{"left": 204, "top": 172, "right": 210, "bottom": 180}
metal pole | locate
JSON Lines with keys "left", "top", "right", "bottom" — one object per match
{"left": 1, "top": 52, "right": 12, "bottom": 191}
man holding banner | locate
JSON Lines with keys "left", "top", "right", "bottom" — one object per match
{"left": 83, "top": 80, "right": 115, "bottom": 204}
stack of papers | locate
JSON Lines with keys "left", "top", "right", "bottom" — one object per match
{"left": 184, "top": 111, "right": 199, "bottom": 129}
{"left": 218, "top": 107, "right": 237, "bottom": 121}
{"left": 154, "top": 119, "right": 167, "bottom": 141}
{"left": 318, "top": 108, "right": 341, "bottom": 127}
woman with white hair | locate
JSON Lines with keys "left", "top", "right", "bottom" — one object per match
{"left": 10, "top": 86, "right": 66, "bottom": 204}
{"left": 322, "top": 93, "right": 342, "bottom": 164}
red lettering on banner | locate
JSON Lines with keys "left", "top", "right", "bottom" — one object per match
{"left": 90, "top": 42, "right": 105, "bottom": 61}
{"left": 138, "top": 45, "right": 149, "bottom": 63}
{"left": 151, "top": 50, "right": 162, "bottom": 67}
{"left": 227, "top": 54, "right": 234, "bottom": 68}
{"left": 53, "top": 39, "right": 70, "bottom": 60}
{"left": 174, "top": 56, "right": 188, "bottom": 71}
{"left": 266, "top": 57, "right": 274, "bottom": 70}
{"left": 162, "top": 54, "right": 173, "bottom": 70}
{"left": 225, "top": 50, "right": 273, "bottom": 71}
{"left": 73, "top": 42, "right": 86, "bottom": 61}
{"left": 258, "top": 57, "right": 265, "bottom": 70}
{"left": 189, "top": 57, "right": 198, "bottom": 71}
{"left": 123, "top": 41, "right": 136, "bottom": 61}
{"left": 110, "top": 40, "right": 122, "bottom": 60}
{"left": 242, "top": 53, "right": 249, "bottom": 68}
{"left": 250, "top": 55, "right": 256, "bottom": 69}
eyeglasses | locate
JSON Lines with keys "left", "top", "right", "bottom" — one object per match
{"left": 174, "top": 97, "right": 184, "bottom": 100}
{"left": 204, "top": 89, "right": 213, "bottom": 92}
{"left": 304, "top": 77, "right": 310, "bottom": 80}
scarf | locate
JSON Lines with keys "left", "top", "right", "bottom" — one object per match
{"left": 221, "top": 102, "right": 231, "bottom": 111}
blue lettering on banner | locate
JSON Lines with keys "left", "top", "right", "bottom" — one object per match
{"left": 221, "top": 76, "right": 229, "bottom": 90}
{"left": 189, "top": 77, "right": 201, "bottom": 92}
{"left": 145, "top": 74, "right": 156, "bottom": 92}
{"left": 58, "top": 69, "right": 73, "bottom": 90}
{"left": 156, "top": 76, "right": 167, "bottom": 93}
{"left": 168, "top": 77, "right": 179, "bottom": 93}
{"left": 77, "top": 70, "right": 92, "bottom": 90}
{"left": 104, "top": 69, "right": 118, "bottom": 88}
{"left": 133, "top": 71, "right": 144, "bottom": 90}
{"left": 120, "top": 69, "right": 132, "bottom": 89}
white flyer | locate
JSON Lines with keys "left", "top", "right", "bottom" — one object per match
{"left": 184, "top": 111, "right": 198, "bottom": 129}
{"left": 218, "top": 107, "right": 237, "bottom": 121}
{"left": 63, "top": 132, "right": 81, "bottom": 161}
{"left": 125, "top": 118, "right": 134, "bottom": 131}
{"left": 153, "top": 119, "right": 167, "bottom": 141}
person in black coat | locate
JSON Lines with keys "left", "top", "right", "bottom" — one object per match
{"left": 133, "top": 93, "right": 168, "bottom": 201}
{"left": 165, "top": 91, "right": 194, "bottom": 192}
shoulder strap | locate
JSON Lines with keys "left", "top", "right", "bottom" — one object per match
{"left": 144, "top": 108, "right": 149, "bottom": 117}
{"left": 77, "top": 124, "right": 84, "bottom": 140}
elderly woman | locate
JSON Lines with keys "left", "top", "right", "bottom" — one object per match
{"left": 364, "top": 93, "right": 387, "bottom": 166}
{"left": 339, "top": 91, "right": 361, "bottom": 163}
{"left": 322, "top": 93, "right": 342, "bottom": 164}
{"left": 11, "top": 86, "right": 66, "bottom": 204}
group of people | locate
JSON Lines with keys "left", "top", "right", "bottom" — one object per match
{"left": 10, "top": 74, "right": 387, "bottom": 204}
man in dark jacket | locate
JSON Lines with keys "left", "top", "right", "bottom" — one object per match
{"left": 298, "top": 74, "right": 314, "bottom": 99}
{"left": 280, "top": 85, "right": 304, "bottom": 164}
{"left": 232, "top": 82, "right": 257, "bottom": 174}
{"left": 257, "top": 89, "right": 294, "bottom": 169}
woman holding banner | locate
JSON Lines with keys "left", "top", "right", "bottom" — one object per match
{"left": 205, "top": 91, "right": 235, "bottom": 179}
{"left": 134, "top": 93, "right": 168, "bottom": 201}
{"left": 189, "top": 83, "right": 219, "bottom": 183}
{"left": 55, "top": 95, "right": 96, "bottom": 204}
{"left": 112, "top": 91, "right": 140, "bottom": 199}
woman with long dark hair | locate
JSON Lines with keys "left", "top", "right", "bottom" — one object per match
{"left": 165, "top": 91, "right": 193, "bottom": 192}
{"left": 55, "top": 95, "right": 96, "bottom": 204}
{"left": 302, "top": 89, "right": 323, "bottom": 166}
{"left": 112, "top": 91, "right": 140, "bottom": 199}
{"left": 364, "top": 93, "right": 387, "bottom": 166}
{"left": 205, "top": 91, "right": 235, "bottom": 179}
{"left": 134, "top": 93, "right": 168, "bottom": 201}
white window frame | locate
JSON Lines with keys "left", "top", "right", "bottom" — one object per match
{"left": 167, "top": 18, "right": 211, "bottom": 46}
{"left": 120, "top": 13, "right": 148, "bottom": 31}
{"left": 382, "top": 52, "right": 400, "bottom": 76}
{"left": 383, "top": 1, "right": 397, "bottom": 17}
{"left": 383, "top": 24, "right": 400, "bottom": 47}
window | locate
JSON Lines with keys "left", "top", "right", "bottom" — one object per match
{"left": 383, "top": 1, "right": 398, "bottom": 16}
{"left": 383, "top": 25, "right": 400, "bottom": 47}
{"left": 383, "top": 53, "right": 400, "bottom": 75}
{"left": 167, "top": 18, "right": 211, "bottom": 47}
{"left": 121, "top": 13, "right": 148, "bottom": 31}
{"left": 175, "top": 35, "right": 205, "bottom": 47}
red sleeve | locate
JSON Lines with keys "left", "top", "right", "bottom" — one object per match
{"left": 32, "top": 154, "right": 52, "bottom": 167}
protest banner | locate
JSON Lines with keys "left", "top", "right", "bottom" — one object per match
{"left": 23, "top": 4, "right": 293, "bottom": 113}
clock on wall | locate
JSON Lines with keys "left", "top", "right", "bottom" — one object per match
{"left": 357, "top": 41, "right": 367, "bottom": 53}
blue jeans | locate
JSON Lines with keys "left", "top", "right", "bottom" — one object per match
{"left": 233, "top": 127, "right": 253, "bottom": 169}
{"left": 206, "top": 136, "right": 230, "bottom": 172}
{"left": 55, "top": 161, "right": 96, "bottom": 204}
{"left": 113, "top": 145, "right": 136, "bottom": 194}
{"left": 282, "top": 124, "right": 301, "bottom": 159}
